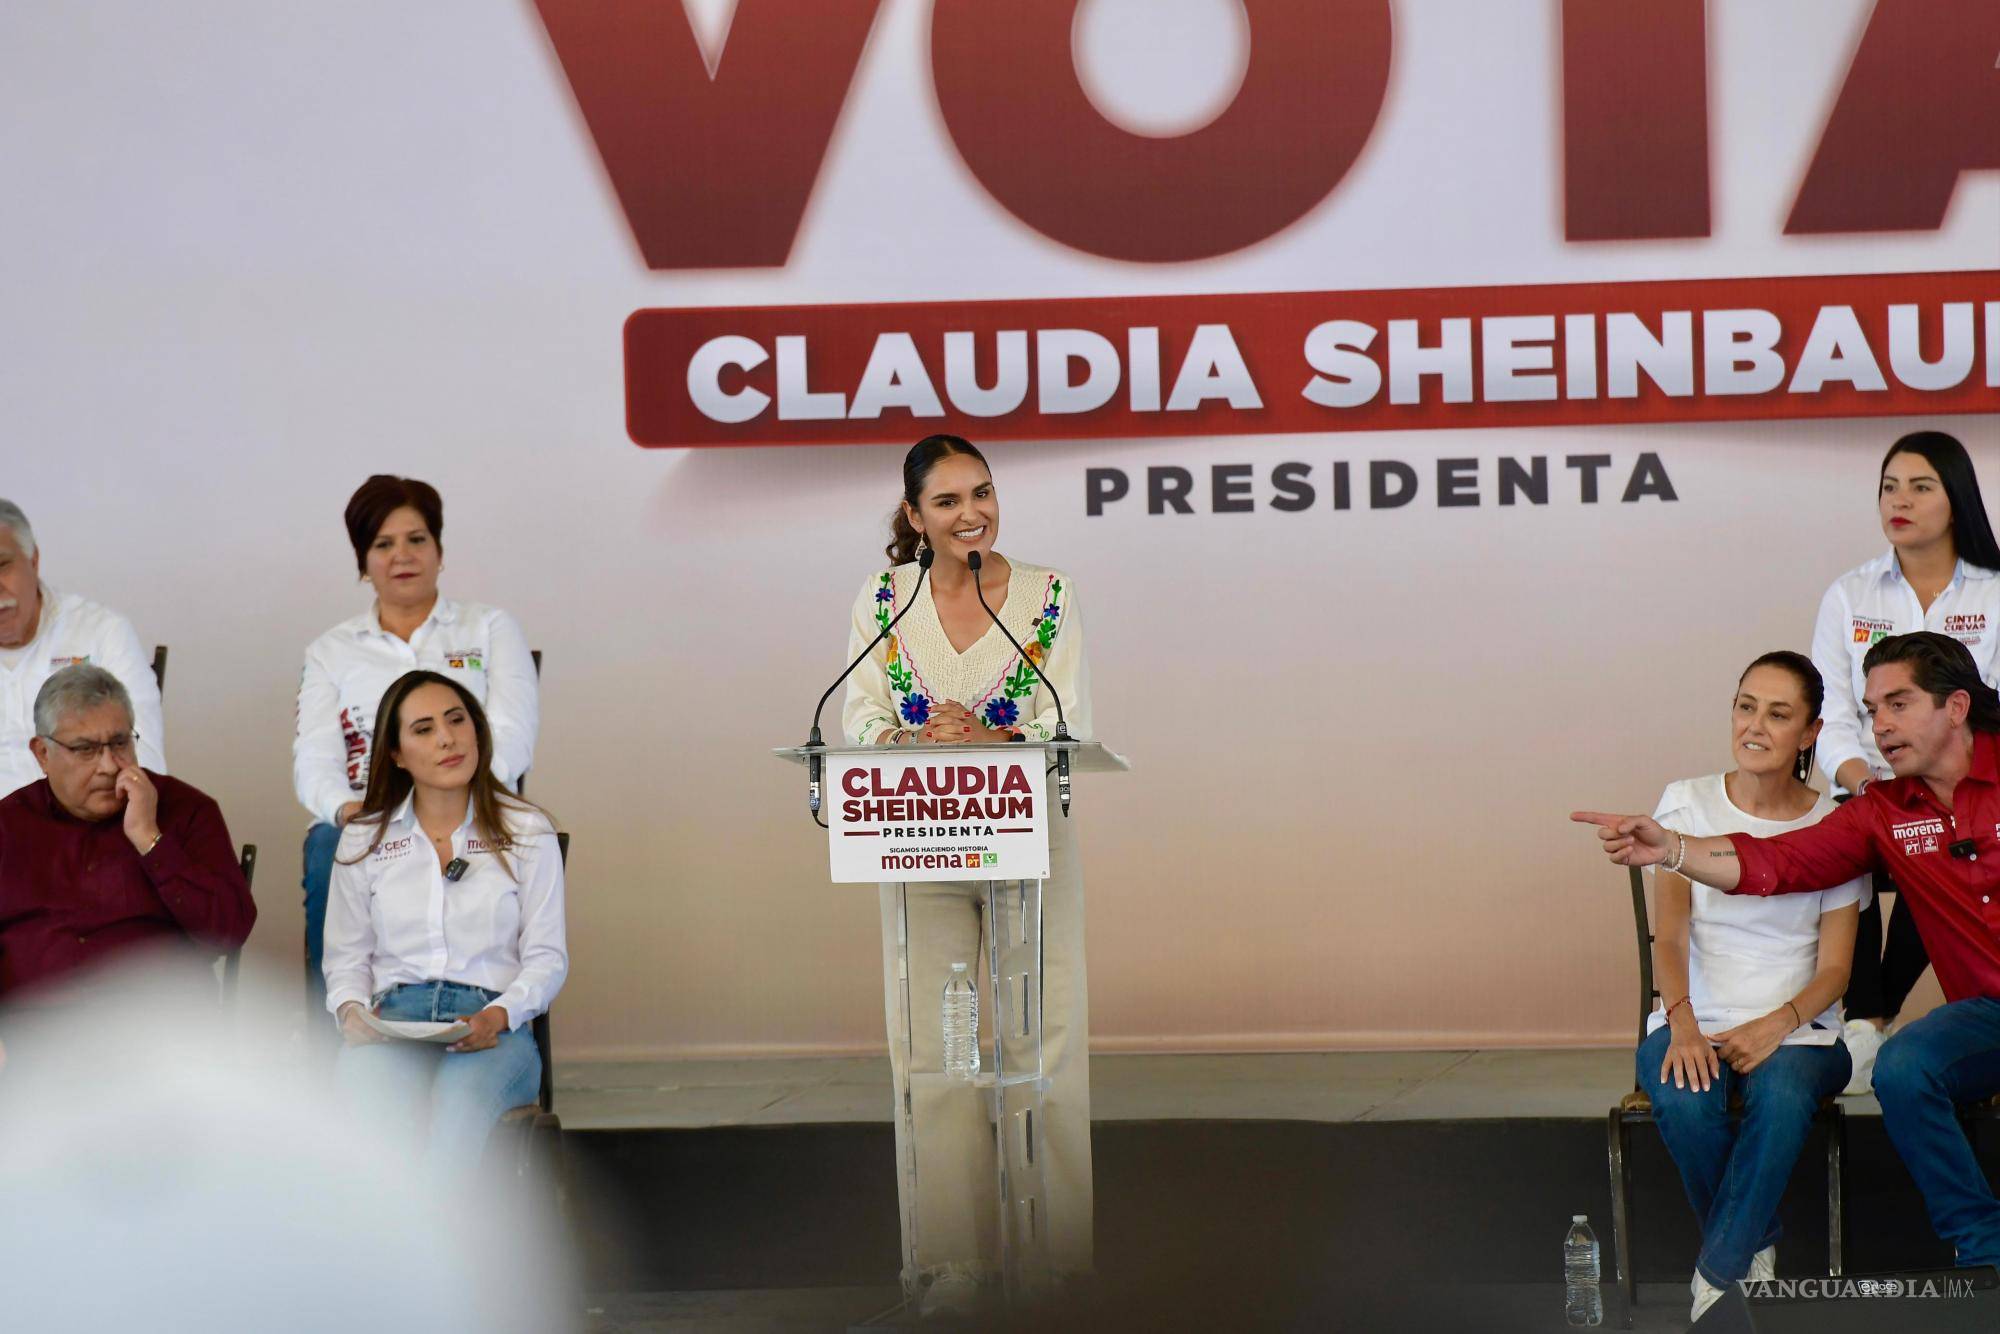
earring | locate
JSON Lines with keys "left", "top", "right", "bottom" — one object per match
{"left": 915, "top": 533, "right": 928, "bottom": 556}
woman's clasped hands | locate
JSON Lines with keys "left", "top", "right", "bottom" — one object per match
{"left": 1660, "top": 1009, "right": 1794, "bottom": 1089}
{"left": 907, "top": 700, "right": 1011, "bottom": 745}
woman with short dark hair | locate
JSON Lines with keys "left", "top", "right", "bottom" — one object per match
{"left": 1810, "top": 430, "right": 2000, "bottom": 1093}
{"left": 293, "top": 475, "right": 539, "bottom": 997}
{"left": 1639, "top": 652, "right": 1861, "bottom": 1322}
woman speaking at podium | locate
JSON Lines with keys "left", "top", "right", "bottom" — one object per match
{"left": 841, "top": 434, "right": 1095, "bottom": 1313}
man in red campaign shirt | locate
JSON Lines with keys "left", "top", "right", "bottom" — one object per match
{"left": 1577, "top": 631, "right": 2000, "bottom": 1271}
{"left": 0, "top": 665, "right": 253, "bottom": 1003}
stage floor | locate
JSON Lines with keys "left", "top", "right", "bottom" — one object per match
{"left": 556, "top": 1051, "right": 1935, "bottom": 1333}
{"left": 555, "top": 1047, "right": 1886, "bottom": 1129}
{"left": 583, "top": 1282, "right": 1704, "bottom": 1333}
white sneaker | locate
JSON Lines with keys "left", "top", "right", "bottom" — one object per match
{"left": 1749, "top": 1245, "right": 1776, "bottom": 1282}
{"left": 1691, "top": 1270, "right": 1728, "bottom": 1322}
{"left": 918, "top": 1269, "right": 981, "bottom": 1319}
{"left": 1842, "top": 1018, "right": 1886, "bottom": 1096}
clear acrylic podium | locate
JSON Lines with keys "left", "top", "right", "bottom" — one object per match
{"left": 776, "top": 740, "right": 1127, "bottom": 1314}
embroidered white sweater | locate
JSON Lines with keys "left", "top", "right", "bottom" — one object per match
{"left": 842, "top": 558, "right": 1092, "bottom": 746}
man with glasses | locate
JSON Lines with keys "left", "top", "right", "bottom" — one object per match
{"left": 0, "top": 665, "right": 252, "bottom": 1001}
{"left": 0, "top": 499, "right": 165, "bottom": 798}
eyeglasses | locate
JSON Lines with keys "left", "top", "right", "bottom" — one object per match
{"left": 39, "top": 731, "right": 139, "bottom": 763}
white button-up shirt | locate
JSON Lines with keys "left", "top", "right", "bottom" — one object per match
{"left": 292, "top": 597, "right": 538, "bottom": 825}
{"left": 322, "top": 796, "right": 567, "bottom": 1030}
{"left": 0, "top": 584, "right": 166, "bottom": 797}
{"left": 1811, "top": 549, "right": 2000, "bottom": 792}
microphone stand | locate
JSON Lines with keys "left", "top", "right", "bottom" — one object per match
{"left": 967, "top": 550, "right": 1074, "bottom": 817}
{"left": 802, "top": 548, "right": 935, "bottom": 826}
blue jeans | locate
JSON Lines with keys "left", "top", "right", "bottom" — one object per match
{"left": 1872, "top": 996, "right": 2000, "bottom": 1267}
{"left": 302, "top": 821, "right": 339, "bottom": 974}
{"left": 1636, "top": 1026, "right": 1850, "bottom": 1285}
{"left": 334, "top": 980, "right": 541, "bottom": 1183}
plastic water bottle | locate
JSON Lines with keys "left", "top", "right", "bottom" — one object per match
{"left": 1564, "top": 1215, "right": 1602, "bottom": 1327}
{"left": 942, "top": 963, "right": 979, "bottom": 1080}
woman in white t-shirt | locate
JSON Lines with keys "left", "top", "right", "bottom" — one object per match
{"left": 1639, "top": 650, "right": 1862, "bottom": 1323}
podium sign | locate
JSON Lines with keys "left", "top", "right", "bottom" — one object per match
{"left": 826, "top": 746, "right": 1049, "bottom": 883}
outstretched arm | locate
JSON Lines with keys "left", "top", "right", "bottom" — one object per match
{"left": 1570, "top": 811, "right": 1742, "bottom": 890}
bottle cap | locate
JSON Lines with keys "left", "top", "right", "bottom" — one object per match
{"left": 950, "top": 961, "right": 968, "bottom": 972}
{"left": 1572, "top": 1214, "right": 1587, "bottom": 1222}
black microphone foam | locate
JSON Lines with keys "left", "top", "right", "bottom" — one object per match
{"left": 803, "top": 546, "right": 936, "bottom": 821}
{"left": 966, "top": 550, "right": 1074, "bottom": 816}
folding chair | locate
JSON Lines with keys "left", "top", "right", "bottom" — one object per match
{"left": 218, "top": 843, "right": 255, "bottom": 1001}
{"left": 494, "top": 830, "right": 565, "bottom": 1182}
{"left": 1605, "top": 866, "right": 1844, "bottom": 1319}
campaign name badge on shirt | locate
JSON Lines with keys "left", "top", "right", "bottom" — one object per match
{"left": 1852, "top": 616, "right": 1894, "bottom": 645}
{"left": 445, "top": 648, "right": 484, "bottom": 670}
{"left": 1892, "top": 817, "right": 1945, "bottom": 857}
{"left": 1943, "top": 612, "right": 1988, "bottom": 644}
{"left": 373, "top": 834, "right": 416, "bottom": 862}
{"left": 48, "top": 655, "right": 89, "bottom": 668}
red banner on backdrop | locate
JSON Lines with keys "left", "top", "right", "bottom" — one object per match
{"left": 625, "top": 270, "right": 1999, "bottom": 448}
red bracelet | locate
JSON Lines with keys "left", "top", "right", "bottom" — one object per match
{"left": 1664, "top": 996, "right": 1693, "bottom": 1022}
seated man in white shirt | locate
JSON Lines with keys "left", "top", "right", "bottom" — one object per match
{"left": 0, "top": 500, "right": 166, "bottom": 798}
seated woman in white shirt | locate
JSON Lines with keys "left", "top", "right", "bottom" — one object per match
{"left": 1640, "top": 650, "right": 1862, "bottom": 1323}
{"left": 322, "top": 670, "right": 567, "bottom": 1181}
{"left": 294, "top": 475, "right": 540, "bottom": 1010}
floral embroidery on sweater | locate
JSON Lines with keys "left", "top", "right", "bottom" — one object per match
{"left": 975, "top": 576, "right": 1064, "bottom": 729}
{"left": 870, "top": 567, "right": 1065, "bottom": 739}
{"left": 875, "top": 572, "right": 931, "bottom": 729}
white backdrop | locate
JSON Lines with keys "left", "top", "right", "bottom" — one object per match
{"left": 2, "top": 0, "right": 1995, "bottom": 1057}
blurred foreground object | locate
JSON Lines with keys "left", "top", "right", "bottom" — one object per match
{"left": 0, "top": 957, "right": 577, "bottom": 1334}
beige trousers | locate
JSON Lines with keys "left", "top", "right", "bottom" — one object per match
{"left": 876, "top": 797, "right": 1092, "bottom": 1290}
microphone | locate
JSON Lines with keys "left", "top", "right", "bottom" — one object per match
{"left": 804, "top": 547, "right": 936, "bottom": 823}
{"left": 966, "top": 550, "right": 1074, "bottom": 817}
{"left": 1950, "top": 838, "right": 1978, "bottom": 861}
{"left": 444, "top": 857, "right": 469, "bottom": 882}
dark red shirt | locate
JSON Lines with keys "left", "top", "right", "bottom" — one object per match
{"left": 1728, "top": 729, "right": 2000, "bottom": 1003}
{"left": 0, "top": 773, "right": 256, "bottom": 1000}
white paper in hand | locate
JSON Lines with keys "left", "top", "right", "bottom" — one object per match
{"left": 357, "top": 1011, "right": 471, "bottom": 1044}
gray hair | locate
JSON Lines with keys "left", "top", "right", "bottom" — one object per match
{"left": 33, "top": 665, "right": 133, "bottom": 739}
{"left": 0, "top": 499, "right": 35, "bottom": 558}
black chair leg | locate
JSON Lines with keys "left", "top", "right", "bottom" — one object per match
{"left": 1827, "top": 1105, "right": 1845, "bottom": 1277}
{"left": 1607, "top": 1109, "right": 1636, "bottom": 1323}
